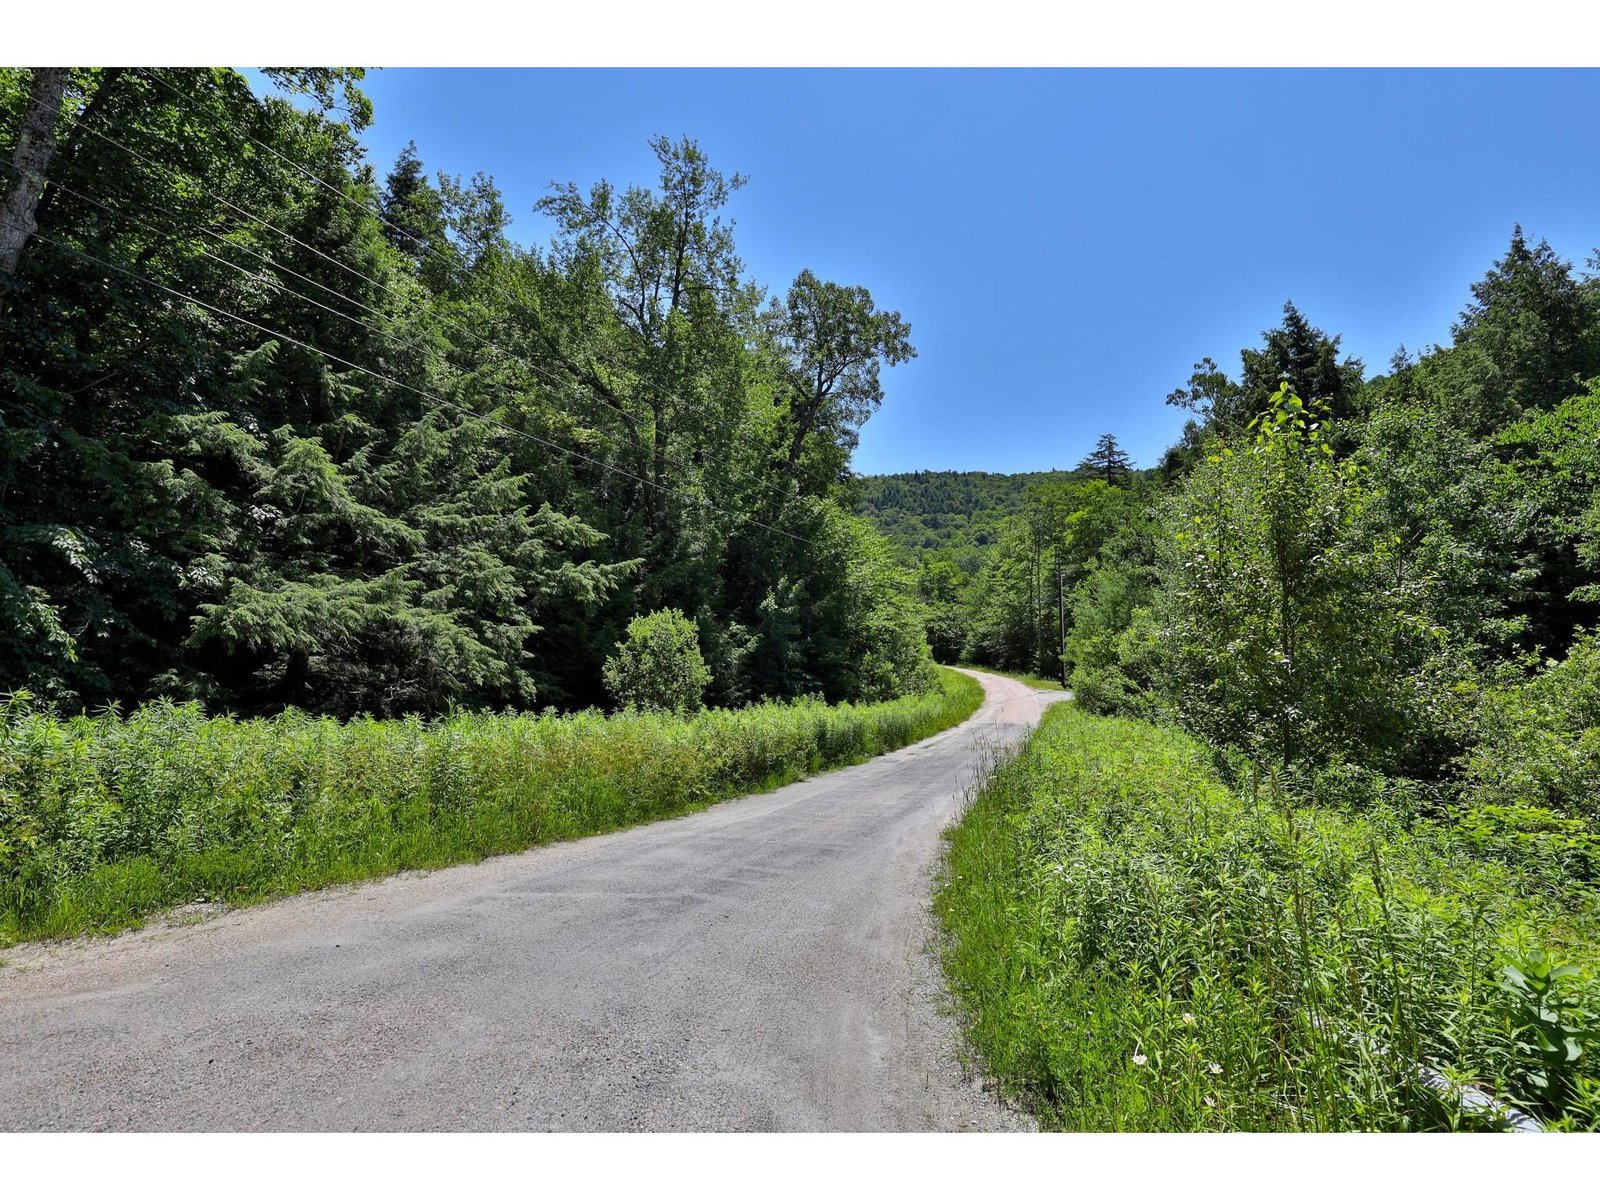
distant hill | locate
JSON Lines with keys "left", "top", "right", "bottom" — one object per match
{"left": 854, "top": 469, "right": 1085, "bottom": 571}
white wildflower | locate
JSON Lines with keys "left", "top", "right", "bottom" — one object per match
{"left": 1208, "top": 1062, "right": 1223, "bottom": 1075}
{"left": 1131, "top": 1053, "right": 1149, "bottom": 1066}
{"left": 1181, "top": 1012, "right": 1196, "bottom": 1026}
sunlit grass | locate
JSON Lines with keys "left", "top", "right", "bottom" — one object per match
{"left": 934, "top": 702, "right": 1600, "bottom": 1131}
{"left": 0, "top": 668, "right": 983, "bottom": 947}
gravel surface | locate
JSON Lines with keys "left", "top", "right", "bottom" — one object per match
{"left": 0, "top": 670, "right": 1059, "bottom": 1131}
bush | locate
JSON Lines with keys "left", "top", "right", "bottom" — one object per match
{"left": 1469, "top": 628, "right": 1600, "bottom": 820}
{"left": 935, "top": 701, "right": 1600, "bottom": 1130}
{"left": 602, "top": 609, "right": 711, "bottom": 715}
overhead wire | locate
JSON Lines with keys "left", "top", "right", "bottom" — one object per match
{"left": 1, "top": 213, "right": 818, "bottom": 546}
{"left": 65, "top": 107, "right": 803, "bottom": 512}
{"left": 133, "top": 67, "right": 803, "bottom": 499}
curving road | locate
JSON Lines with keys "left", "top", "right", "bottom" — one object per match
{"left": 0, "top": 670, "right": 1060, "bottom": 1131}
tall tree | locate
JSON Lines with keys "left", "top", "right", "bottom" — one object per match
{"left": 1077, "top": 433, "right": 1132, "bottom": 485}
{"left": 1240, "top": 300, "right": 1365, "bottom": 424}
{"left": 768, "top": 268, "right": 916, "bottom": 495}
{"left": 378, "top": 140, "right": 447, "bottom": 272}
{"left": 1450, "top": 226, "right": 1600, "bottom": 420}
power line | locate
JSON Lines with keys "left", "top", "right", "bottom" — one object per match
{"left": 3, "top": 215, "right": 818, "bottom": 547}
{"left": 9, "top": 162, "right": 742, "bottom": 489}
{"left": 67, "top": 104, "right": 803, "bottom": 510}
{"left": 135, "top": 67, "right": 799, "bottom": 495}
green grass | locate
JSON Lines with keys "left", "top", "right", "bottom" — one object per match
{"left": 954, "top": 664, "right": 1068, "bottom": 691}
{"left": 934, "top": 702, "right": 1600, "bottom": 1131}
{"left": 0, "top": 668, "right": 982, "bottom": 947}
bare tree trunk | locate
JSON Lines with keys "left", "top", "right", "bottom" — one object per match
{"left": 0, "top": 68, "right": 69, "bottom": 286}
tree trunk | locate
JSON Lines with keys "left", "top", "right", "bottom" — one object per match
{"left": 0, "top": 68, "right": 69, "bottom": 286}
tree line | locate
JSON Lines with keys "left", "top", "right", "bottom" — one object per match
{"left": 927, "top": 242, "right": 1600, "bottom": 809}
{"left": 0, "top": 67, "right": 934, "bottom": 718}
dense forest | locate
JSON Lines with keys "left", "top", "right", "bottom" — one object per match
{"left": 879, "top": 273, "right": 1600, "bottom": 786}
{"left": 857, "top": 468, "right": 1093, "bottom": 566}
{"left": 922, "top": 253, "right": 1600, "bottom": 1128}
{"left": 6, "top": 64, "right": 1600, "bottom": 1128}
{"left": 858, "top": 437, "right": 1154, "bottom": 669}
{"left": 0, "top": 67, "right": 933, "bottom": 719}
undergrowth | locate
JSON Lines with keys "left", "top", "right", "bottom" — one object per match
{"left": 934, "top": 702, "right": 1600, "bottom": 1131}
{"left": 0, "top": 668, "right": 982, "bottom": 946}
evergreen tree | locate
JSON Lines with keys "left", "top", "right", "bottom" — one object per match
{"left": 1240, "top": 300, "right": 1365, "bottom": 424}
{"left": 1077, "top": 433, "right": 1133, "bottom": 485}
{"left": 378, "top": 140, "right": 446, "bottom": 273}
{"left": 0, "top": 70, "right": 935, "bottom": 716}
{"left": 1450, "top": 226, "right": 1600, "bottom": 420}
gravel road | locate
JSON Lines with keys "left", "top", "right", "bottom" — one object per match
{"left": 0, "top": 670, "right": 1058, "bottom": 1131}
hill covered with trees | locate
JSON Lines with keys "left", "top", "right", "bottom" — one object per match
{"left": 856, "top": 469, "right": 1076, "bottom": 566}
{"left": 855, "top": 438, "right": 1153, "bottom": 665}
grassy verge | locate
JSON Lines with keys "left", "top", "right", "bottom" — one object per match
{"left": 934, "top": 702, "right": 1600, "bottom": 1130}
{"left": 954, "top": 664, "right": 1068, "bottom": 691}
{"left": 0, "top": 668, "right": 983, "bottom": 947}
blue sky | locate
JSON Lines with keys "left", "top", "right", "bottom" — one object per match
{"left": 288, "top": 69, "right": 1600, "bottom": 475}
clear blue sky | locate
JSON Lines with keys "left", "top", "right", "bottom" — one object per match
{"left": 294, "top": 68, "right": 1600, "bottom": 475}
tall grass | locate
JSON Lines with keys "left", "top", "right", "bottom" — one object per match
{"left": 0, "top": 668, "right": 983, "bottom": 947}
{"left": 935, "top": 702, "right": 1600, "bottom": 1130}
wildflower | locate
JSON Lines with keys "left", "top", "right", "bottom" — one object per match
{"left": 1208, "top": 1062, "right": 1223, "bottom": 1075}
{"left": 1181, "top": 1012, "right": 1195, "bottom": 1026}
{"left": 1051, "top": 864, "right": 1065, "bottom": 874}
{"left": 1131, "top": 1053, "right": 1149, "bottom": 1066}
{"left": 1204, "top": 1096, "right": 1216, "bottom": 1108}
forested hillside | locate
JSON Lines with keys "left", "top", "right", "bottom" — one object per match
{"left": 856, "top": 469, "right": 1084, "bottom": 566}
{"left": 857, "top": 438, "right": 1152, "bottom": 665}
{"left": 0, "top": 68, "right": 932, "bottom": 718}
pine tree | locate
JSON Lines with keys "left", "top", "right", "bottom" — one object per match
{"left": 1239, "top": 301, "right": 1365, "bottom": 424}
{"left": 1078, "top": 433, "right": 1133, "bottom": 485}
{"left": 1452, "top": 226, "right": 1600, "bottom": 415}
{"left": 379, "top": 141, "right": 446, "bottom": 271}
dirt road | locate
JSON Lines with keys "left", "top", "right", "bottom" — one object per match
{"left": 0, "top": 670, "right": 1058, "bottom": 1131}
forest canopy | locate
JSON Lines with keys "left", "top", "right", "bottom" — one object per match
{"left": 0, "top": 67, "right": 933, "bottom": 717}
{"left": 867, "top": 239, "right": 1600, "bottom": 820}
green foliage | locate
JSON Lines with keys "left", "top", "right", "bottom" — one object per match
{"left": 1156, "top": 384, "right": 1420, "bottom": 768}
{"left": 935, "top": 702, "right": 1600, "bottom": 1130}
{"left": 0, "top": 69, "right": 928, "bottom": 718}
{"left": 855, "top": 468, "right": 1095, "bottom": 568}
{"left": 1492, "top": 382, "right": 1600, "bottom": 655}
{"left": 769, "top": 269, "right": 915, "bottom": 493}
{"left": 0, "top": 668, "right": 981, "bottom": 946}
{"left": 1451, "top": 226, "right": 1600, "bottom": 422}
{"left": 602, "top": 608, "right": 711, "bottom": 715}
{"left": 1076, "top": 433, "right": 1132, "bottom": 485}
{"left": 1064, "top": 563, "right": 1155, "bottom": 714}
{"left": 1166, "top": 302, "right": 1364, "bottom": 436}
{"left": 1468, "top": 628, "right": 1600, "bottom": 820}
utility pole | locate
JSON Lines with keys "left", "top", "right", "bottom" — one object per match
{"left": 1030, "top": 514, "right": 1041, "bottom": 670}
{"left": 1056, "top": 546, "right": 1067, "bottom": 688}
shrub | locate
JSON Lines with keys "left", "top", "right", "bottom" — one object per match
{"left": 602, "top": 609, "right": 711, "bottom": 715}
{"left": 935, "top": 701, "right": 1600, "bottom": 1131}
{"left": 1469, "top": 628, "right": 1600, "bottom": 820}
